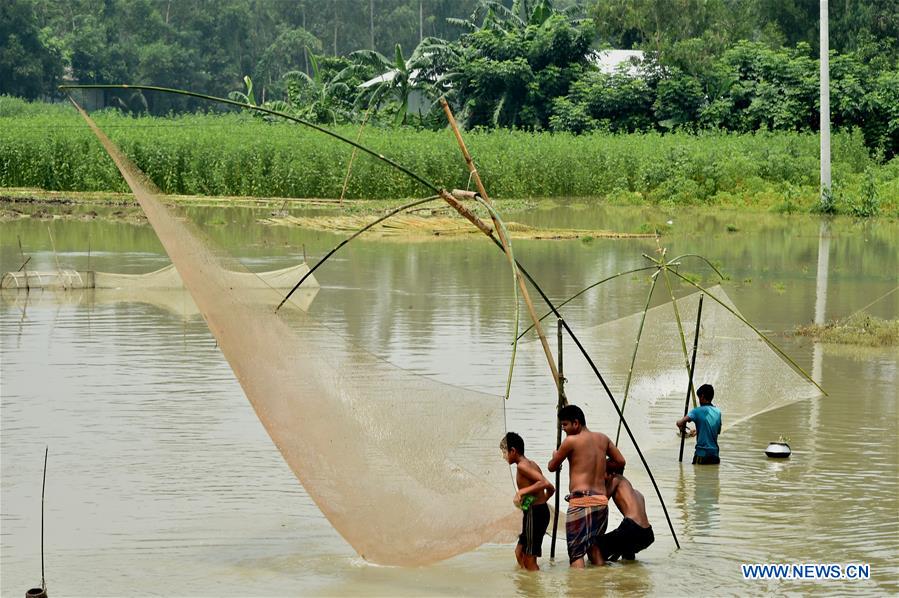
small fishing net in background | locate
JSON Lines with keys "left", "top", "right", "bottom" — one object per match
{"left": 72, "top": 104, "right": 518, "bottom": 566}
{"left": 523, "top": 286, "right": 822, "bottom": 454}
{"left": 1, "top": 269, "right": 87, "bottom": 289}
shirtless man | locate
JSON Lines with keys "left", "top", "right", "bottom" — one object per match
{"left": 598, "top": 462, "right": 655, "bottom": 561}
{"left": 547, "top": 404, "right": 626, "bottom": 568}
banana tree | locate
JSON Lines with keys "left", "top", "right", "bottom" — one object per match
{"left": 283, "top": 51, "right": 353, "bottom": 126}
{"left": 350, "top": 37, "right": 457, "bottom": 126}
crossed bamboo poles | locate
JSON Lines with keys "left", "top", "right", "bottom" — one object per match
{"left": 65, "top": 83, "right": 837, "bottom": 554}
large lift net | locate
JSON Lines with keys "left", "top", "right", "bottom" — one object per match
{"left": 73, "top": 105, "right": 517, "bottom": 566}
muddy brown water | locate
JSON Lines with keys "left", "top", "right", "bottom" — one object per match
{"left": 2, "top": 204, "right": 897, "bottom": 596}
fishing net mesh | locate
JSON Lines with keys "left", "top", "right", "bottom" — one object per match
{"left": 541, "top": 286, "right": 822, "bottom": 454}
{"left": 73, "top": 105, "right": 517, "bottom": 566}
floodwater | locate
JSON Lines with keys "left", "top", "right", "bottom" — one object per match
{"left": 2, "top": 204, "right": 897, "bottom": 596}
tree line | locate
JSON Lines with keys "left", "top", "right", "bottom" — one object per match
{"left": 2, "top": 0, "right": 897, "bottom": 157}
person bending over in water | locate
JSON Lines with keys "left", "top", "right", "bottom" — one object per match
{"left": 676, "top": 383, "right": 722, "bottom": 465}
{"left": 598, "top": 462, "right": 655, "bottom": 562}
{"left": 547, "top": 405, "right": 626, "bottom": 568}
{"left": 501, "top": 432, "right": 555, "bottom": 571}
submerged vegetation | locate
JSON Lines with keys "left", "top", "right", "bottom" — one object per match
{"left": 796, "top": 313, "right": 899, "bottom": 347}
{"left": 2, "top": 99, "right": 898, "bottom": 216}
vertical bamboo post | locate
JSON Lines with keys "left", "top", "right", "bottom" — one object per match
{"left": 439, "top": 97, "right": 564, "bottom": 397}
{"left": 550, "top": 318, "right": 566, "bottom": 560}
{"left": 679, "top": 294, "right": 704, "bottom": 462}
{"left": 658, "top": 246, "right": 697, "bottom": 410}
{"left": 339, "top": 106, "right": 373, "bottom": 205}
{"left": 41, "top": 445, "right": 48, "bottom": 592}
{"left": 18, "top": 236, "right": 30, "bottom": 292}
{"left": 47, "top": 226, "right": 65, "bottom": 290}
{"left": 615, "top": 271, "right": 660, "bottom": 444}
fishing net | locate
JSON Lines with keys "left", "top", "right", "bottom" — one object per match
{"left": 529, "top": 286, "right": 822, "bottom": 454}
{"left": 1, "top": 269, "right": 86, "bottom": 289}
{"left": 1, "top": 263, "right": 317, "bottom": 290}
{"left": 72, "top": 104, "right": 518, "bottom": 566}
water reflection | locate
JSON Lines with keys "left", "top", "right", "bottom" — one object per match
{"left": 1, "top": 206, "right": 897, "bottom": 596}
{"left": 675, "top": 463, "right": 721, "bottom": 537}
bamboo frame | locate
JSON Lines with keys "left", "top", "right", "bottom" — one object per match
{"left": 439, "top": 97, "right": 563, "bottom": 397}
{"left": 614, "top": 270, "right": 661, "bottom": 445}
{"left": 667, "top": 270, "right": 827, "bottom": 395}
{"left": 62, "top": 84, "right": 681, "bottom": 549}
{"left": 516, "top": 265, "right": 658, "bottom": 342}
{"left": 655, "top": 242, "right": 698, "bottom": 411}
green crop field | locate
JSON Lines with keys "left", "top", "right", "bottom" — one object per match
{"left": 2, "top": 98, "right": 897, "bottom": 216}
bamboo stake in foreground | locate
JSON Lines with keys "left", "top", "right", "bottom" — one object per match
{"left": 439, "top": 97, "right": 564, "bottom": 398}
{"left": 550, "top": 318, "right": 565, "bottom": 561}
{"left": 679, "top": 294, "right": 704, "bottom": 462}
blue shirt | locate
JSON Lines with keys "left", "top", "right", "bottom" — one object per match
{"left": 688, "top": 404, "right": 722, "bottom": 457}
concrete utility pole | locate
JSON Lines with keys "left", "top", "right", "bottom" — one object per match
{"left": 819, "top": 0, "right": 831, "bottom": 204}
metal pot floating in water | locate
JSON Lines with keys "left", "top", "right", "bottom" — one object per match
{"left": 765, "top": 442, "right": 791, "bottom": 458}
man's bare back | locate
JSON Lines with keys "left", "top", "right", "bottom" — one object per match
{"left": 548, "top": 421, "right": 626, "bottom": 496}
{"left": 607, "top": 475, "right": 650, "bottom": 527}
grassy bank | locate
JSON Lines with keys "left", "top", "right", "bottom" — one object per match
{"left": 2, "top": 98, "right": 897, "bottom": 216}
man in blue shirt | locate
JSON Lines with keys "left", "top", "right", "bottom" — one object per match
{"left": 676, "top": 384, "right": 722, "bottom": 464}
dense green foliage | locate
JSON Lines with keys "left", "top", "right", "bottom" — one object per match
{"left": 2, "top": 99, "right": 896, "bottom": 216}
{"left": 3, "top": 0, "right": 896, "bottom": 158}
{"left": 2, "top": 0, "right": 483, "bottom": 103}
{"left": 550, "top": 41, "right": 899, "bottom": 159}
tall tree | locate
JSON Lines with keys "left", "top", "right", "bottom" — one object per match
{"left": 0, "top": 0, "right": 63, "bottom": 98}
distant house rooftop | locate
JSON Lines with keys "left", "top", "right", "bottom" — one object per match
{"left": 359, "top": 69, "right": 421, "bottom": 88}
{"left": 589, "top": 49, "right": 644, "bottom": 75}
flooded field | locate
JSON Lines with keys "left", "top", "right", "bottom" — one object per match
{"left": 2, "top": 204, "right": 897, "bottom": 596}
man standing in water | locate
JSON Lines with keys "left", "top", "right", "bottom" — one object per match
{"left": 676, "top": 383, "right": 722, "bottom": 464}
{"left": 548, "top": 404, "right": 626, "bottom": 567}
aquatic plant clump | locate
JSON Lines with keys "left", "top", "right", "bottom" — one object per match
{"left": 796, "top": 313, "right": 899, "bottom": 347}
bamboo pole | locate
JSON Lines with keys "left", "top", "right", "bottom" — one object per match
{"left": 47, "top": 225, "right": 66, "bottom": 291}
{"left": 338, "top": 106, "right": 373, "bottom": 205}
{"left": 278, "top": 196, "right": 441, "bottom": 310}
{"left": 550, "top": 318, "right": 565, "bottom": 561}
{"left": 516, "top": 265, "right": 659, "bottom": 341}
{"left": 17, "top": 236, "right": 30, "bottom": 292}
{"left": 41, "top": 446, "right": 48, "bottom": 593}
{"left": 657, "top": 245, "right": 698, "bottom": 410}
{"left": 439, "top": 97, "right": 564, "bottom": 397}
{"left": 615, "top": 270, "right": 661, "bottom": 445}
{"left": 679, "top": 294, "right": 704, "bottom": 462}
{"left": 667, "top": 270, "right": 827, "bottom": 395}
